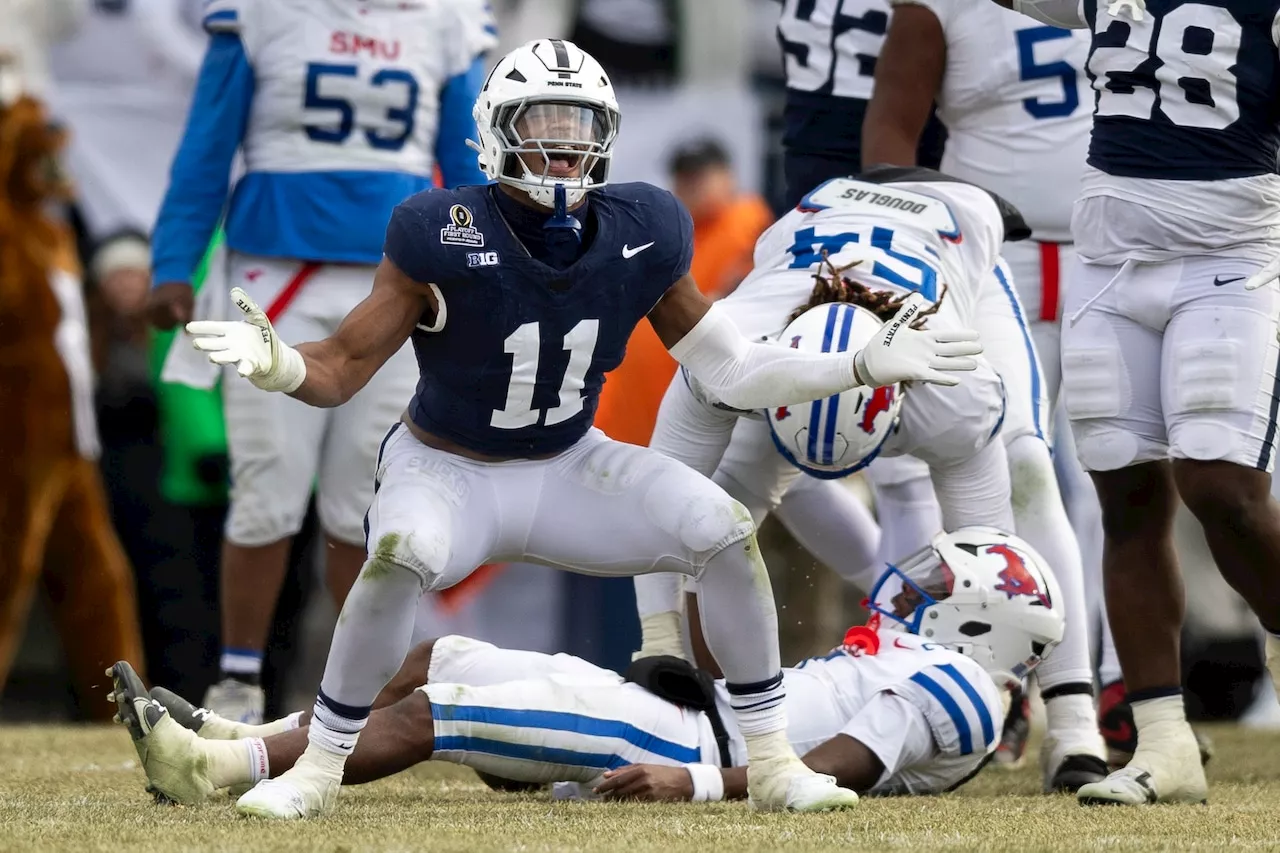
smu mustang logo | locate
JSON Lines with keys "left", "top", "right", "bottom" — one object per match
{"left": 990, "top": 544, "right": 1050, "bottom": 607}
{"left": 858, "top": 386, "right": 896, "bottom": 435}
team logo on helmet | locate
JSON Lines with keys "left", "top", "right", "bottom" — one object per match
{"left": 858, "top": 386, "right": 896, "bottom": 435}
{"left": 990, "top": 544, "right": 1050, "bottom": 608}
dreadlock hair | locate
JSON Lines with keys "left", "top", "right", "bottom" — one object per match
{"left": 788, "top": 250, "right": 948, "bottom": 328}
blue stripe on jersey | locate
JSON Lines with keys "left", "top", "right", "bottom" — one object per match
{"left": 428, "top": 703, "right": 701, "bottom": 764}
{"left": 936, "top": 663, "right": 996, "bottom": 749}
{"left": 909, "top": 671, "right": 974, "bottom": 755}
{"left": 224, "top": 170, "right": 433, "bottom": 265}
{"left": 432, "top": 735, "right": 629, "bottom": 771}
{"left": 992, "top": 264, "right": 1044, "bottom": 442}
{"left": 203, "top": 8, "right": 237, "bottom": 30}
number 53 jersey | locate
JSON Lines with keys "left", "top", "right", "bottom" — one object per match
{"left": 1066, "top": 0, "right": 1280, "bottom": 263}
{"left": 202, "top": 0, "right": 496, "bottom": 261}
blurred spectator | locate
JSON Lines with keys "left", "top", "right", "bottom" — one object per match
{"left": 0, "top": 56, "right": 145, "bottom": 721}
{"left": 595, "top": 138, "right": 769, "bottom": 448}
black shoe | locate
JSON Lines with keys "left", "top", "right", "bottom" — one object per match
{"left": 1048, "top": 753, "right": 1109, "bottom": 793}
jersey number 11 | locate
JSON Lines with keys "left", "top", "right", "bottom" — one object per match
{"left": 491, "top": 320, "right": 600, "bottom": 429}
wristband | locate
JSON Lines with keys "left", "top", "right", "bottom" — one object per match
{"left": 686, "top": 763, "right": 725, "bottom": 802}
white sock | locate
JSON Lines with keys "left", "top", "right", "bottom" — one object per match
{"left": 200, "top": 738, "right": 260, "bottom": 790}
{"left": 1006, "top": 436, "right": 1094, "bottom": 689}
{"left": 1045, "top": 692, "right": 1099, "bottom": 740}
{"left": 1132, "top": 694, "right": 1187, "bottom": 733}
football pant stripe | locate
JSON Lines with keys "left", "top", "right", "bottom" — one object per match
{"left": 936, "top": 662, "right": 996, "bottom": 749}
{"left": 992, "top": 262, "right": 1045, "bottom": 442}
{"left": 432, "top": 734, "right": 629, "bottom": 771}
{"left": 428, "top": 703, "right": 701, "bottom": 764}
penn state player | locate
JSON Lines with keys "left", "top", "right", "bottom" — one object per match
{"left": 776, "top": 0, "right": 949, "bottom": 204}
{"left": 148, "top": 0, "right": 497, "bottom": 724}
{"left": 1000, "top": 0, "right": 1280, "bottom": 806}
{"left": 111, "top": 529, "right": 1065, "bottom": 805}
{"left": 859, "top": 1, "right": 1112, "bottom": 785}
{"left": 178, "top": 39, "right": 983, "bottom": 818}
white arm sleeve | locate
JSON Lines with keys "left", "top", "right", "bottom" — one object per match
{"left": 839, "top": 691, "right": 938, "bottom": 791}
{"left": 1010, "top": 0, "right": 1087, "bottom": 28}
{"left": 668, "top": 304, "right": 859, "bottom": 412}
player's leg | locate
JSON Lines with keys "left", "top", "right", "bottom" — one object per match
{"left": 1163, "top": 262, "right": 1280, "bottom": 706}
{"left": 528, "top": 430, "right": 857, "bottom": 811}
{"left": 315, "top": 264, "right": 422, "bottom": 609}
{"left": 979, "top": 260, "right": 1106, "bottom": 790}
{"left": 713, "top": 417, "right": 882, "bottom": 590}
{"left": 211, "top": 255, "right": 331, "bottom": 721}
{"left": 234, "top": 425, "right": 506, "bottom": 818}
{"left": 634, "top": 373, "right": 740, "bottom": 660}
{"left": 864, "top": 455, "right": 940, "bottom": 575}
{"left": 1064, "top": 259, "right": 1205, "bottom": 806}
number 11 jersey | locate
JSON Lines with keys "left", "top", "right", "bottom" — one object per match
{"left": 1068, "top": 0, "right": 1280, "bottom": 262}
{"left": 384, "top": 183, "right": 693, "bottom": 457}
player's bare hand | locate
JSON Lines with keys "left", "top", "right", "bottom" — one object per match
{"left": 148, "top": 281, "right": 195, "bottom": 330}
{"left": 853, "top": 293, "right": 982, "bottom": 388}
{"left": 595, "top": 764, "right": 695, "bottom": 802}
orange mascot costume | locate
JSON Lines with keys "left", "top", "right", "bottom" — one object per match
{"left": 0, "top": 72, "right": 145, "bottom": 719}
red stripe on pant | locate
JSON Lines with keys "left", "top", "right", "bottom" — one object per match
{"left": 263, "top": 262, "right": 323, "bottom": 322}
{"left": 1039, "top": 243, "right": 1060, "bottom": 322}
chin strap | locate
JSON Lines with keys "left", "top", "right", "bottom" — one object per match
{"left": 542, "top": 183, "right": 583, "bottom": 267}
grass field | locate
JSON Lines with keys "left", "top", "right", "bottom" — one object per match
{"left": 2, "top": 724, "right": 1279, "bottom": 852}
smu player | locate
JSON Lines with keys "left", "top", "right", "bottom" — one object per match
{"left": 1003, "top": 0, "right": 1280, "bottom": 806}
{"left": 112, "top": 529, "right": 1064, "bottom": 805}
{"left": 148, "top": 0, "right": 498, "bottom": 724}
{"left": 178, "top": 39, "right": 983, "bottom": 818}
{"left": 859, "top": 1, "right": 1111, "bottom": 786}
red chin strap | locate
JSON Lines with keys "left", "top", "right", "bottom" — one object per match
{"left": 842, "top": 608, "right": 882, "bottom": 655}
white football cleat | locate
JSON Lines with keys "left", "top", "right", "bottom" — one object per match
{"left": 203, "top": 678, "right": 265, "bottom": 726}
{"left": 236, "top": 745, "right": 344, "bottom": 820}
{"left": 109, "top": 662, "right": 219, "bottom": 805}
{"left": 747, "top": 755, "right": 859, "bottom": 812}
{"left": 1077, "top": 721, "right": 1207, "bottom": 806}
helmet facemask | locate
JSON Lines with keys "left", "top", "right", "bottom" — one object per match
{"left": 492, "top": 98, "right": 619, "bottom": 208}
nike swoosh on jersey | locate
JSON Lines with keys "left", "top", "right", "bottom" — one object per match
{"left": 1214, "top": 275, "right": 1246, "bottom": 286}
{"left": 622, "top": 241, "right": 655, "bottom": 259}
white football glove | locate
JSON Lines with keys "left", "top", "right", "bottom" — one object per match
{"left": 186, "top": 287, "right": 307, "bottom": 393}
{"left": 1244, "top": 255, "right": 1280, "bottom": 291}
{"left": 853, "top": 293, "right": 982, "bottom": 388}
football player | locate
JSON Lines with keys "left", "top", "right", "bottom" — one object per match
{"left": 1003, "top": 0, "right": 1280, "bottom": 806}
{"left": 148, "top": 0, "right": 497, "bottom": 724}
{"left": 110, "top": 529, "right": 1065, "bottom": 805}
{"left": 177, "top": 39, "right": 982, "bottom": 819}
{"left": 775, "top": 0, "right": 949, "bottom": 205}
{"left": 860, "top": 0, "right": 1113, "bottom": 784}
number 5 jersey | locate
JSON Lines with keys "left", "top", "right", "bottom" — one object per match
{"left": 152, "top": 0, "right": 497, "bottom": 285}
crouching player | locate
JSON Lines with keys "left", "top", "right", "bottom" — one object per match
{"left": 110, "top": 528, "right": 1064, "bottom": 804}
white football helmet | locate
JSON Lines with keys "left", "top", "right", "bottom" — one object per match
{"left": 766, "top": 302, "right": 903, "bottom": 478}
{"left": 471, "top": 39, "right": 621, "bottom": 208}
{"left": 865, "top": 527, "right": 1066, "bottom": 688}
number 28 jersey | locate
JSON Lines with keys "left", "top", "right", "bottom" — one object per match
{"left": 202, "top": 0, "right": 495, "bottom": 263}
{"left": 1064, "top": 0, "right": 1280, "bottom": 261}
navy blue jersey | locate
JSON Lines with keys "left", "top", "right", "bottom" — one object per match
{"left": 1084, "top": 0, "right": 1280, "bottom": 179}
{"left": 384, "top": 183, "right": 693, "bottom": 457}
{"left": 776, "top": 0, "right": 947, "bottom": 186}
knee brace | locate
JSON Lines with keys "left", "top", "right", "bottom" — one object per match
{"left": 677, "top": 492, "right": 755, "bottom": 570}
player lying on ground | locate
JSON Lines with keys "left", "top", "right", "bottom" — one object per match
{"left": 179, "top": 39, "right": 984, "bottom": 818}
{"left": 633, "top": 168, "right": 1107, "bottom": 791}
{"left": 110, "top": 528, "right": 1065, "bottom": 805}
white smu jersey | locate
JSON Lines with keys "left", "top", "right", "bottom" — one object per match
{"left": 720, "top": 633, "right": 1004, "bottom": 794}
{"left": 892, "top": 0, "right": 1090, "bottom": 243}
{"left": 728, "top": 178, "right": 1005, "bottom": 340}
{"left": 204, "top": 0, "right": 494, "bottom": 178}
